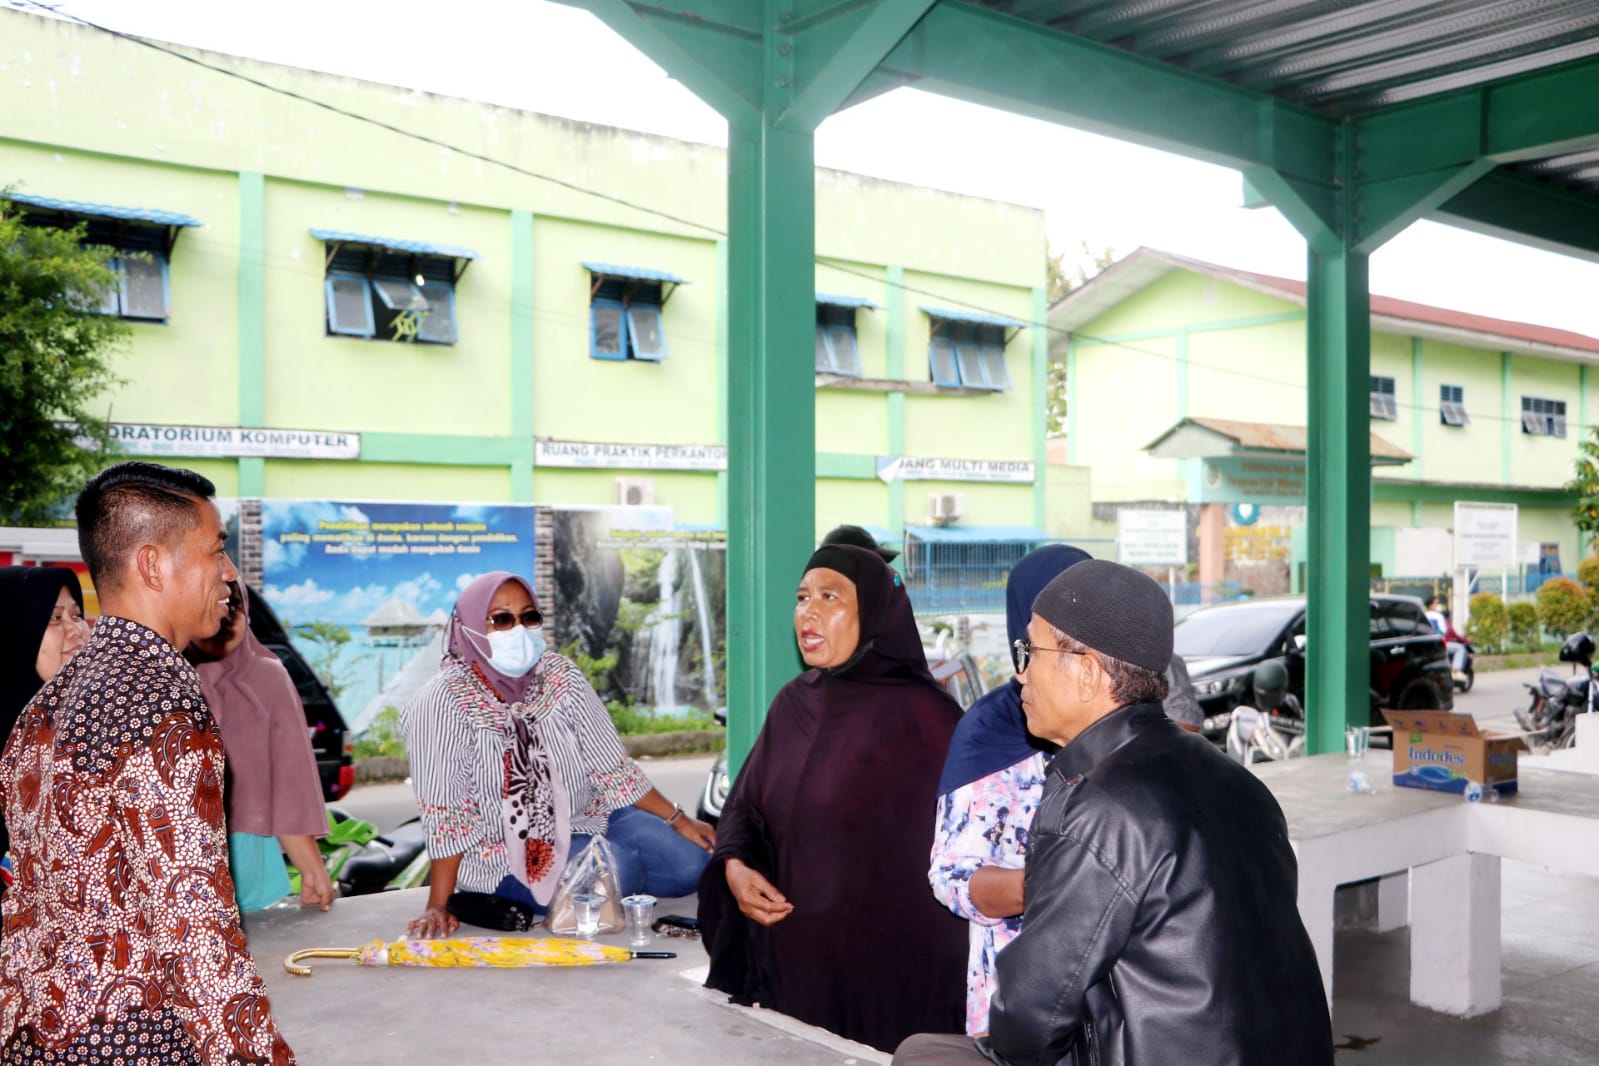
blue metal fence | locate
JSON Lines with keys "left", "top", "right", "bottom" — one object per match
{"left": 903, "top": 536, "right": 1046, "bottom": 615}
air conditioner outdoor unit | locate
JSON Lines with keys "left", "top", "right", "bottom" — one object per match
{"left": 615, "top": 477, "right": 656, "bottom": 507}
{"left": 929, "top": 492, "right": 965, "bottom": 524}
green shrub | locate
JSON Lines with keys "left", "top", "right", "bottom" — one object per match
{"left": 1507, "top": 601, "right": 1541, "bottom": 651}
{"left": 1537, "top": 577, "right": 1591, "bottom": 639}
{"left": 1579, "top": 554, "right": 1599, "bottom": 592}
{"left": 351, "top": 706, "right": 406, "bottom": 759}
{"left": 1466, "top": 593, "right": 1508, "bottom": 653}
{"left": 606, "top": 699, "right": 720, "bottom": 736}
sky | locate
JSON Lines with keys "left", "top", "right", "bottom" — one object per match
{"left": 17, "top": 0, "right": 1599, "bottom": 336}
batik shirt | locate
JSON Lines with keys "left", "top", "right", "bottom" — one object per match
{"left": 401, "top": 654, "right": 651, "bottom": 894}
{"left": 928, "top": 751, "right": 1048, "bottom": 1036}
{"left": 0, "top": 616, "right": 293, "bottom": 1065}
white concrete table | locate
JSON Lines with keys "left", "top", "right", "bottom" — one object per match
{"left": 1252, "top": 751, "right": 1599, "bottom": 1017}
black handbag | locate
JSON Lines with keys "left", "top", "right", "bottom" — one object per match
{"left": 445, "top": 890, "right": 539, "bottom": 932}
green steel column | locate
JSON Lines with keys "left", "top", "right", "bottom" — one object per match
{"left": 1031, "top": 286, "right": 1048, "bottom": 531}
{"left": 717, "top": 238, "right": 730, "bottom": 529}
{"left": 724, "top": 120, "right": 817, "bottom": 775}
{"left": 237, "top": 172, "right": 266, "bottom": 497}
{"left": 509, "top": 209, "right": 535, "bottom": 502}
{"left": 886, "top": 265, "right": 906, "bottom": 546}
{"left": 1305, "top": 247, "right": 1372, "bottom": 756}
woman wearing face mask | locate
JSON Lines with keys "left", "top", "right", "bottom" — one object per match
{"left": 0, "top": 567, "right": 91, "bottom": 871}
{"left": 401, "top": 571, "right": 715, "bottom": 939}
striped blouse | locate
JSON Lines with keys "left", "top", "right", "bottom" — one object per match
{"left": 400, "top": 654, "right": 651, "bottom": 894}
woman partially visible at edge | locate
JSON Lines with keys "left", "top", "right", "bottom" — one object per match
{"left": 401, "top": 571, "right": 715, "bottom": 939}
{"left": 0, "top": 567, "right": 90, "bottom": 871}
{"left": 698, "top": 544, "right": 967, "bottom": 1053}
{"left": 187, "top": 580, "right": 334, "bottom": 912}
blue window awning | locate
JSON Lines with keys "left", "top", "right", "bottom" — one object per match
{"left": 905, "top": 525, "right": 1051, "bottom": 543}
{"left": 817, "top": 293, "right": 879, "bottom": 310}
{"left": 8, "top": 191, "right": 201, "bottom": 257}
{"left": 584, "top": 261, "right": 688, "bottom": 305}
{"left": 921, "top": 306, "right": 1030, "bottom": 331}
{"left": 311, "top": 228, "right": 480, "bottom": 261}
{"left": 7, "top": 192, "right": 201, "bottom": 228}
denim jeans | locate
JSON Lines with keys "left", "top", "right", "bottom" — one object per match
{"left": 492, "top": 806, "right": 710, "bottom": 908}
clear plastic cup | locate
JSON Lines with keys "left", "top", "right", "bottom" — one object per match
{"left": 572, "top": 893, "right": 601, "bottom": 940}
{"left": 1345, "top": 725, "right": 1369, "bottom": 760}
{"left": 622, "top": 894, "right": 657, "bottom": 948}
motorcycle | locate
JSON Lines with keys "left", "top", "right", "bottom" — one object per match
{"left": 1452, "top": 638, "right": 1476, "bottom": 693}
{"left": 1226, "top": 660, "right": 1306, "bottom": 765}
{"left": 1513, "top": 631, "right": 1596, "bottom": 751}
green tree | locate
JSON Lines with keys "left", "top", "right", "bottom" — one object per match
{"left": 1466, "top": 592, "right": 1508, "bottom": 653}
{"left": 1535, "top": 577, "right": 1590, "bottom": 640}
{"left": 290, "top": 621, "right": 367, "bottom": 700}
{"left": 1507, "top": 601, "right": 1541, "bottom": 652}
{"left": 0, "top": 194, "right": 128, "bottom": 523}
{"left": 1567, "top": 427, "right": 1599, "bottom": 553}
{"left": 1044, "top": 241, "right": 1118, "bottom": 438}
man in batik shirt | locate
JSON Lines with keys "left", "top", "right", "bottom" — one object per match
{"left": 0, "top": 462, "right": 294, "bottom": 1065}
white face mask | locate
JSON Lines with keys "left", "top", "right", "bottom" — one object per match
{"left": 483, "top": 625, "right": 546, "bottom": 677}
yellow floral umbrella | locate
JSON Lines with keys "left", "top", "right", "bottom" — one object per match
{"left": 285, "top": 936, "right": 675, "bottom": 976}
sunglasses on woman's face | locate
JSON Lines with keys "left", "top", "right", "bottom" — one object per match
{"left": 486, "top": 608, "right": 543, "bottom": 632}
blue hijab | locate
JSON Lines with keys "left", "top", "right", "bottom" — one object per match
{"left": 936, "top": 544, "right": 1093, "bottom": 796}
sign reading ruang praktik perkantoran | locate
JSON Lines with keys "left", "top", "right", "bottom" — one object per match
{"left": 534, "top": 439, "right": 727, "bottom": 471}
{"left": 107, "top": 423, "right": 361, "bottom": 461}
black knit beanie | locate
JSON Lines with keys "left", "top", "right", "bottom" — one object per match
{"left": 1030, "top": 559, "right": 1173, "bottom": 673}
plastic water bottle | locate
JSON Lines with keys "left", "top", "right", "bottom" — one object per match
{"left": 1347, "top": 769, "right": 1375, "bottom": 794}
{"left": 1463, "top": 779, "right": 1484, "bottom": 803}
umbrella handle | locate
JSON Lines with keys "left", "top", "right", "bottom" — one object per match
{"left": 284, "top": 947, "right": 362, "bottom": 977}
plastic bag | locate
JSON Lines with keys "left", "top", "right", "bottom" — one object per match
{"left": 546, "top": 836, "right": 624, "bottom": 935}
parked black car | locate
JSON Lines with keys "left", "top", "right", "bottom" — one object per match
{"left": 245, "top": 586, "right": 355, "bottom": 802}
{"left": 1175, "top": 594, "right": 1454, "bottom": 742}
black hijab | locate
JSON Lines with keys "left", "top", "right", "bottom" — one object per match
{"left": 801, "top": 543, "right": 936, "bottom": 685}
{"left": 1, "top": 566, "right": 87, "bottom": 866}
{"left": 1, "top": 566, "right": 86, "bottom": 735}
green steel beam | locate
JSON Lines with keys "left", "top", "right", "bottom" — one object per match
{"left": 779, "top": 0, "right": 935, "bottom": 130}
{"left": 1304, "top": 245, "right": 1372, "bottom": 758}
{"left": 1356, "top": 54, "right": 1599, "bottom": 181}
{"left": 881, "top": 2, "right": 1337, "bottom": 179}
{"left": 562, "top": 1, "right": 763, "bottom": 126}
{"left": 1354, "top": 161, "right": 1494, "bottom": 251}
{"left": 723, "top": 119, "right": 818, "bottom": 775}
{"left": 1437, "top": 171, "right": 1599, "bottom": 263}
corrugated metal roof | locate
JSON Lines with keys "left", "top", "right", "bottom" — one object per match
{"left": 6, "top": 191, "right": 200, "bottom": 228}
{"left": 921, "top": 306, "right": 1030, "bottom": 330}
{"left": 905, "top": 524, "right": 1051, "bottom": 543}
{"left": 1144, "top": 417, "right": 1413, "bottom": 465}
{"left": 817, "top": 292, "right": 880, "bottom": 310}
{"left": 582, "top": 261, "right": 689, "bottom": 285}
{"left": 310, "top": 228, "right": 481, "bottom": 260}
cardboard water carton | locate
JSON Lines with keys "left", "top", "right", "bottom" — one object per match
{"left": 1382, "top": 709, "right": 1520, "bottom": 795}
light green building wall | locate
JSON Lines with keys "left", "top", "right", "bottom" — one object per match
{"left": 1072, "top": 334, "right": 1183, "bottom": 500}
{"left": 2, "top": 10, "right": 1046, "bottom": 540}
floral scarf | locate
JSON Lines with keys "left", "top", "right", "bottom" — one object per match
{"left": 444, "top": 656, "right": 572, "bottom": 905}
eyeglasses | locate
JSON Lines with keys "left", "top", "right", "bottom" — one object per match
{"left": 487, "top": 608, "right": 543, "bottom": 632}
{"left": 1012, "top": 638, "right": 1084, "bottom": 675}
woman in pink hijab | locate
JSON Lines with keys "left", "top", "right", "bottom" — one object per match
{"left": 189, "top": 581, "right": 334, "bottom": 912}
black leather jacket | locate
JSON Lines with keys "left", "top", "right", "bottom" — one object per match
{"left": 980, "top": 703, "right": 1332, "bottom": 1066}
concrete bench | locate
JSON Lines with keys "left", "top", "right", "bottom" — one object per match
{"left": 1253, "top": 750, "right": 1599, "bottom": 1017}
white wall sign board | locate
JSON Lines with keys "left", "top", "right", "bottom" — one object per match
{"left": 1453, "top": 502, "right": 1518, "bottom": 568}
{"left": 1118, "top": 509, "right": 1189, "bottom": 566}
{"left": 876, "top": 456, "right": 1036, "bottom": 483}
{"left": 535, "top": 439, "right": 726, "bottom": 471}
{"left": 108, "top": 423, "right": 360, "bottom": 460}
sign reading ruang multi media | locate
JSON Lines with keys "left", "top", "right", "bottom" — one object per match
{"left": 876, "top": 456, "right": 1036, "bottom": 483}
{"left": 106, "top": 423, "right": 361, "bottom": 461}
{"left": 534, "top": 438, "right": 727, "bottom": 471}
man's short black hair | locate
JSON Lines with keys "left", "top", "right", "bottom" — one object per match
{"left": 75, "top": 462, "right": 217, "bottom": 590}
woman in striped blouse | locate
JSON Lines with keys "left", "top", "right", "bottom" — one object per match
{"left": 401, "top": 571, "right": 715, "bottom": 939}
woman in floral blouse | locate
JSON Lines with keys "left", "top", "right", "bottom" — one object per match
{"left": 929, "top": 545, "right": 1089, "bottom": 1036}
{"left": 401, "top": 571, "right": 714, "bottom": 939}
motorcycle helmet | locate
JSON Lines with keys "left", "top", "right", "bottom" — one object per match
{"left": 1252, "top": 660, "right": 1289, "bottom": 713}
{"left": 1559, "top": 631, "right": 1595, "bottom": 667}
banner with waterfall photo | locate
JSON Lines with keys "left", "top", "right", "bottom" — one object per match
{"left": 549, "top": 506, "right": 727, "bottom": 731}
{"left": 253, "top": 499, "right": 538, "bottom": 734}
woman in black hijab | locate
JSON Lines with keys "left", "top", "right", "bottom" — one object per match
{"left": 0, "top": 566, "right": 90, "bottom": 861}
{"left": 698, "top": 544, "right": 966, "bottom": 1052}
